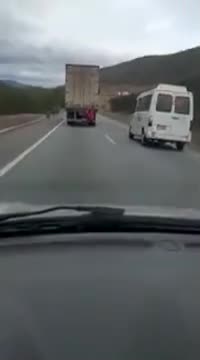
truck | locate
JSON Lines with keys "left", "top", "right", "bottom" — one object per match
{"left": 65, "top": 64, "right": 100, "bottom": 126}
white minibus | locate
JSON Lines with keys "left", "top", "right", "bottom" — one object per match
{"left": 129, "top": 84, "right": 193, "bottom": 150}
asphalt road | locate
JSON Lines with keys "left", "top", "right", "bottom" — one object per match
{"left": 0, "top": 112, "right": 200, "bottom": 209}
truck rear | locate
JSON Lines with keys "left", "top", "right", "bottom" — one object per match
{"left": 65, "top": 64, "right": 100, "bottom": 126}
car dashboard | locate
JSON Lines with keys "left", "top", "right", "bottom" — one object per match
{"left": 0, "top": 231, "right": 199, "bottom": 360}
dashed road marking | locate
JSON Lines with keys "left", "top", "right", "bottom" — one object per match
{"left": 105, "top": 133, "right": 116, "bottom": 145}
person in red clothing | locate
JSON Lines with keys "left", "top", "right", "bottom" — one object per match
{"left": 85, "top": 108, "right": 95, "bottom": 123}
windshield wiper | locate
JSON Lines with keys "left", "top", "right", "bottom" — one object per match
{"left": 1, "top": 206, "right": 200, "bottom": 238}
{"left": 0, "top": 205, "right": 125, "bottom": 222}
{"left": 0, "top": 205, "right": 125, "bottom": 238}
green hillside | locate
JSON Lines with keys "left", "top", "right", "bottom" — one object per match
{"left": 101, "top": 47, "right": 200, "bottom": 85}
{"left": 0, "top": 83, "right": 64, "bottom": 115}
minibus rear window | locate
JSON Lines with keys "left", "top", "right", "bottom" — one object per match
{"left": 175, "top": 96, "right": 190, "bottom": 115}
{"left": 156, "top": 94, "right": 172, "bottom": 112}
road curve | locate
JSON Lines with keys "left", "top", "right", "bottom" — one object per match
{"left": 0, "top": 112, "right": 199, "bottom": 209}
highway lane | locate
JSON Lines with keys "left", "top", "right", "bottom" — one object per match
{"left": 0, "top": 114, "right": 62, "bottom": 169}
{"left": 0, "top": 112, "right": 200, "bottom": 209}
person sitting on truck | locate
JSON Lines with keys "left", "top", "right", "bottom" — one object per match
{"left": 86, "top": 109, "right": 95, "bottom": 122}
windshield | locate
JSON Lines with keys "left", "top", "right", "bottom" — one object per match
{"left": 1, "top": 0, "right": 200, "bottom": 358}
{"left": 0, "top": 0, "right": 198, "bottom": 212}
{"left": 0, "top": 0, "right": 198, "bottom": 214}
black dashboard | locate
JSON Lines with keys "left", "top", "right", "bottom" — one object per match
{"left": 0, "top": 232, "right": 200, "bottom": 360}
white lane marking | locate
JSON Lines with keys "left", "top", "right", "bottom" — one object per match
{"left": 0, "top": 116, "right": 44, "bottom": 135}
{"left": 0, "top": 119, "right": 65, "bottom": 177}
{"left": 105, "top": 133, "right": 116, "bottom": 145}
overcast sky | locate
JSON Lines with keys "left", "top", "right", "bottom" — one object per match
{"left": 1, "top": 0, "right": 200, "bottom": 86}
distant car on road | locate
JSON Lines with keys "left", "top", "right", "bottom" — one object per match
{"left": 129, "top": 84, "right": 193, "bottom": 151}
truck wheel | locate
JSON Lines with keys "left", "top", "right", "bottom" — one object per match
{"left": 176, "top": 142, "right": 185, "bottom": 151}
